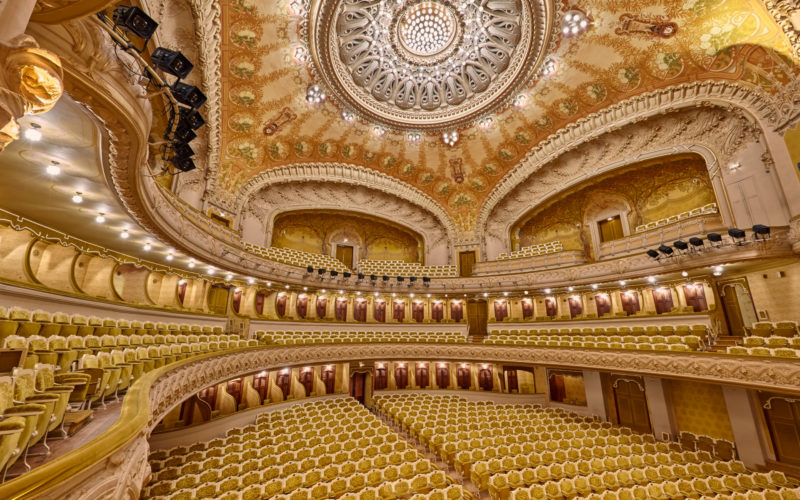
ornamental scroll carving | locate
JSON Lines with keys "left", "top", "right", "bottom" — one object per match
{"left": 0, "top": 35, "right": 63, "bottom": 152}
{"left": 31, "top": 0, "right": 117, "bottom": 24}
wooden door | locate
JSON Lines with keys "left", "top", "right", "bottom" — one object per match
{"left": 198, "top": 385, "right": 217, "bottom": 411}
{"left": 226, "top": 378, "right": 243, "bottom": 410}
{"left": 435, "top": 364, "right": 449, "bottom": 388}
{"left": 336, "top": 245, "right": 354, "bottom": 268}
{"left": 721, "top": 287, "right": 746, "bottom": 336}
{"left": 613, "top": 379, "right": 652, "bottom": 434}
{"left": 394, "top": 365, "right": 408, "bottom": 389}
{"left": 479, "top": 368, "right": 493, "bottom": 391}
{"left": 761, "top": 394, "right": 800, "bottom": 466}
{"left": 299, "top": 369, "right": 314, "bottom": 396}
{"left": 321, "top": 366, "right": 336, "bottom": 394}
{"left": 374, "top": 365, "right": 387, "bottom": 390}
{"left": 507, "top": 369, "right": 519, "bottom": 393}
{"left": 351, "top": 372, "right": 366, "bottom": 403}
{"left": 459, "top": 251, "right": 476, "bottom": 277}
{"left": 276, "top": 371, "right": 291, "bottom": 398}
{"left": 456, "top": 365, "right": 471, "bottom": 389}
{"left": 683, "top": 284, "right": 708, "bottom": 312}
{"left": 549, "top": 375, "right": 566, "bottom": 402}
{"left": 415, "top": 364, "right": 429, "bottom": 388}
{"left": 598, "top": 216, "right": 624, "bottom": 242}
{"left": 253, "top": 372, "right": 269, "bottom": 401}
{"left": 467, "top": 300, "right": 488, "bottom": 336}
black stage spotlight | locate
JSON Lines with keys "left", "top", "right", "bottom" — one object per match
{"left": 728, "top": 228, "right": 746, "bottom": 245}
{"left": 171, "top": 124, "right": 196, "bottom": 143}
{"left": 370, "top": 275, "right": 377, "bottom": 281}
{"left": 171, "top": 141, "right": 194, "bottom": 159}
{"left": 306, "top": 266, "right": 314, "bottom": 273}
{"left": 358, "top": 273, "right": 365, "bottom": 280}
{"left": 707, "top": 233, "right": 723, "bottom": 246}
{"left": 658, "top": 245, "right": 674, "bottom": 256}
{"left": 179, "top": 107, "right": 205, "bottom": 130}
{"left": 171, "top": 82, "right": 207, "bottom": 108}
{"left": 382, "top": 276, "right": 390, "bottom": 281}
{"left": 409, "top": 276, "right": 417, "bottom": 282}
{"left": 343, "top": 272, "right": 351, "bottom": 278}
{"left": 169, "top": 156, "right": 195, "bottom": 172}
{"left": 646, "top": 249, "right": 660, "bottom": 259}
{"left": 753, "top": 224, "right": 770, "bottom": 240}
{"left": 673, "top": 240, "right": 688, "bottom": 251}
{"left": 151, "top": 47, "right": 193, "bottom": 79}
{"left": 422, "top": 277, "right": 431, "bottom": 283}
{"left": 330, "top": 270, "right": 338, "bottom": 277}
{"left": 317, "top": 268, "right": 326, "bottom": 275}
{"left": 113, "top": 5, "right": 158, "bottom": 40}
{"left": 397, "top": 276, "right": 404, "bottom": 282}
{"left": 689, "top": 237, "right": 704, "bottom": 249}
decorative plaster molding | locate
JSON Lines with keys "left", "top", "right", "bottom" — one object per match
{"left": 475, "top": 82, "right": 793, "bottom": 244}
{"left": 763, "top": 0, "right": 800, "bottom": 60}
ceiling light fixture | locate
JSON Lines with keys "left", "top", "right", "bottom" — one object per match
{"left": 562, "top": 9, "right": 590, "bottom": 36}
{"left": 120, "top": 230, "right": 129, "bottom": 239}
{"left": 442, "top": 130, "right": 458, "bottom": 146}
{"left": 46, "top": 161, "right": 60, "bottom": 176}
{"left": 95, "top": 213, "right": 106, "bottom": 223}
{"left": 306, "top": 84, "right": 325, "bottom": 104}
{"left": 568, "top": 286, "right": 574, "bottom": 292}
{"left": 543, "top": 288, "right": 551, "bottom": 294}
{"left": 188, "top": 259, "right": 195, "bottom": 268}
{"left": 478, "top": 117, "right": 493, "bottom": 129}
{"left": 619, "top": 280, "right": 626, "bottom": 286}
{"left": 226, "top": 273, "right": 233, "bottom": 281}
{"left": 72, "top": 192, "right": 83, "bottom": 204}
{"left": 143, "top": 241, "right": 152, "bottom": 251}
{"left": 647, "top": 276, "right": 656, "bottom": 283}
{"left": 681, "top": 271, "right": 689, "bottom": 277}
{"left": 513, "top": 94, "right": 528, "bottom": 108}
{"left": 247, "top": 277, "right": 255, "bottom": 284}
{"left": 166, "top": 253, "right": 174, "bottom": 261}
{"left": 341, "top": 110, "right": 354, "bottom": 121}
{"left": 24, "top": 124, "right": 42, "bottom": 141}
{"left": 407, "top": 132, "right": 420, "bottom": 143}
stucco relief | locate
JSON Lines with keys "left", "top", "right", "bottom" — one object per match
{"left": 481, "top": 106, "right": 765, "bottom": 258}
{"left": 241, "top": 182, "right": 452, "bottom": 263}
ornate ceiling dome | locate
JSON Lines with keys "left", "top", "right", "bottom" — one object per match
{"left": 308, "top": 0, "right": 559, "bottom": 133}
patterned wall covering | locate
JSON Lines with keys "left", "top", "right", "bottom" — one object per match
{"left": 512, "top": 154, "right": 716, "bottom": 258}
{"left": 208, "top": 0, "right": 797, "bottom": 228}
{"left": 666, "top": 379, "right": 735, "bottom": 441}
{"left": 270, "top": 210, "right": 423, "bottom": 262}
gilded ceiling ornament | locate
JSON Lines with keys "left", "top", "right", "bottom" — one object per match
{"left": 614, "top": 14, "right": 678, "bottom": 39}
{"left": 264, "top": 107, "right": 298, "bottom": 136}
{"left": 305, "top": 0, "right": 559, "bottom": 133}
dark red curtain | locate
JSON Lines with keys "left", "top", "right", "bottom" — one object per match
{"left": 653, "top": 288, "right": 674, "bottom": 314}
{"left": 521, "top": 299, "right": 533, "bottom": 319}
{"left": 494, "top": 300, "right": 508, "bottom": 321}
{"left": 354, "top": 299, "right": 367, "bottom": 322}
{"left": 177, "top": 281, "right": 187, "bottom": 305}
{"left": 232, "top": 289, "right": 242, "bottom": 314}
{"left": 450, "top": 301, "right": 463, "bottom": 322}
{"left": 296, "top": 295, "right": 308, "bottom": 318}
{"left": 595, "top": 294, "right": 611, "bottom": 316}
{"left": 275, "top": 294, "right": 287, "bottom": 317}
{"left": 568, "top": 297, "right": 582, "bottom": 318}
{"left": 412, "top": 301, "right": 424, "bottom": 322}
{"left": 621, "top": 292, "right": 640, "bottom": 315}
{"left": 316, "top": 296, "right": 328, "bottom": 318}
{"left": 431, "top": 301, "right": 444, "bottom": 322}
{"left": 545, "top": 298, "right": 557, "bottom": 317}
{"left": 255, "top": 291, "right": 266, "bottom": 315}
{"left": 393, "top": 300, "right": 405, "bottom": 321}
{"left": 335, "top": 298, "right": 348, "bottom": 321}
{"left": 682, "top": 284, "right": 709, "bottom": 312}
{"left": 374, "top": 300, "right": 386, "bottom": 322}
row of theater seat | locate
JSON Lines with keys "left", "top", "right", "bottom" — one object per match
{"left": 746, "top": 321, "right": 799, "bottom": 338}
{"left": 491, "top": 325, "right": 708, "bottom": 337}
{"left": 0, "top": 364, "right": 91, "bottom": 480}
{"left": 356, "top": 259, "right": 458, "bottom": 278}
{"left": 143, "top": 397, "right": 470, "bottom": 499}
{"left": 484, "top": 334, "right": 702, "bottom": 351}
{"left": 244, "top": 243, "right": 352, "bottom": 273}
{"left": 374, "top": 394, "right": 797, "bottom": 500}
{"left": 497, "top": 241, "right": 564, "bottom": 261}
{"left": 257, "top": 330, "right": 468, "bottom": 345}
{"left": 0, "top": 307, "right": 224, "bottom": 340}
{"left": 633, "top": 202, "right": 718, "bottom": 233}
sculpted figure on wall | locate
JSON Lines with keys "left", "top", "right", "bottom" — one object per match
{"left": 0, "top": 35, "right": 63, "bottom": 152}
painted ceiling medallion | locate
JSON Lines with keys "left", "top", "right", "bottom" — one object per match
{"left": 308, "top": 0, "right": 558, "bottom": 133}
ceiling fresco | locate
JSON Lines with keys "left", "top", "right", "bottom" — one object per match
{"left": 206, "top": 0, "right": 796, "bottom": 230}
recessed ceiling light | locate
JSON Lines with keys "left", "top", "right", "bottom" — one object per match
{"left": 95, "top": 213, "right": 106, "bottom": 223}
{"left": 143, "top": 242, "right": 152, "bottom": 251}
{"left": 208, "top": 268, "right": 216, "bottom": 275}
{"left": 226, "top": 273, "right": 233, "bottom": 281}
{"left": 188, "top": 259, "right": 195, "bottom": 268}
{"left": 72, "top": 192, "right": 83, "bottom": 203}
{"left": 482, "top": 292, "right": 488, "bottom": 297}
{"left": 339, "top": 290, "right": 344, "bottom": 294}
{"left": 120, "top": 230, "right": 129, "bottom": 239}
{"left": 285, "top": 284, "right": 290, "bottom": 289}
{"left": 619, "top": 280, "right": 626, "bottom": 286}
{"left": 321, "top": 289, "right": 327, "bottom": 293}
{"left": 24, "top": 125, "right": 42, "bottom": 141}
{"left": 502, "top": 291, "right": 509, "bottom": 296}
{"left": 523, "top": 291, "right": 528, "bottom": 295}
{"left": 409, "top": 293, "right": 414, "bottom": 298}
{"left": 591, "top": 284, "right": 598, "bottom": 290}
{"left": 647, "top": 276, "right": 656, "bottom": 283}
{"left": 681, "top": 271, "right": 688, "bottom": 277}
{"left": 247, "top": 277, "right": 255, "bottom": 284}
{"left": 266, "top": 282, "right": 272, "bottom": 286}
{"left": 303, "top": 286, "right": 308, "bottom": 291}
{"left": 46, "top": 161, "right": 60, "bottom": 176}
{"left": 374, "top": 291, "right": 379, "bottom": 296}
{"left": 543, "top": 288, "right": 551, "bottom": 294}
{"left": 426, "top": 293, "right": 431, "bottom": 298}
{"left": 341, "top": 110, "right": 354, "bottom": 121}
{"left": 166, "top": 253, "right": 174, "bottom": 261}
{"left": 356, "top": 291, "right": 361, "bottom": 295}
{"left": 568, "top": 286, "right": 574, "bottom": 291}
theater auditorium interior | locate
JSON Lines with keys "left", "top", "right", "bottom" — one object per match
{"left": 0, "top": 0, "right": 799, "bottom": 499}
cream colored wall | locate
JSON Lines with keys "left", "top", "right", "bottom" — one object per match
{"left": 740, "top": 261, "right": 800, "bottom": 323}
